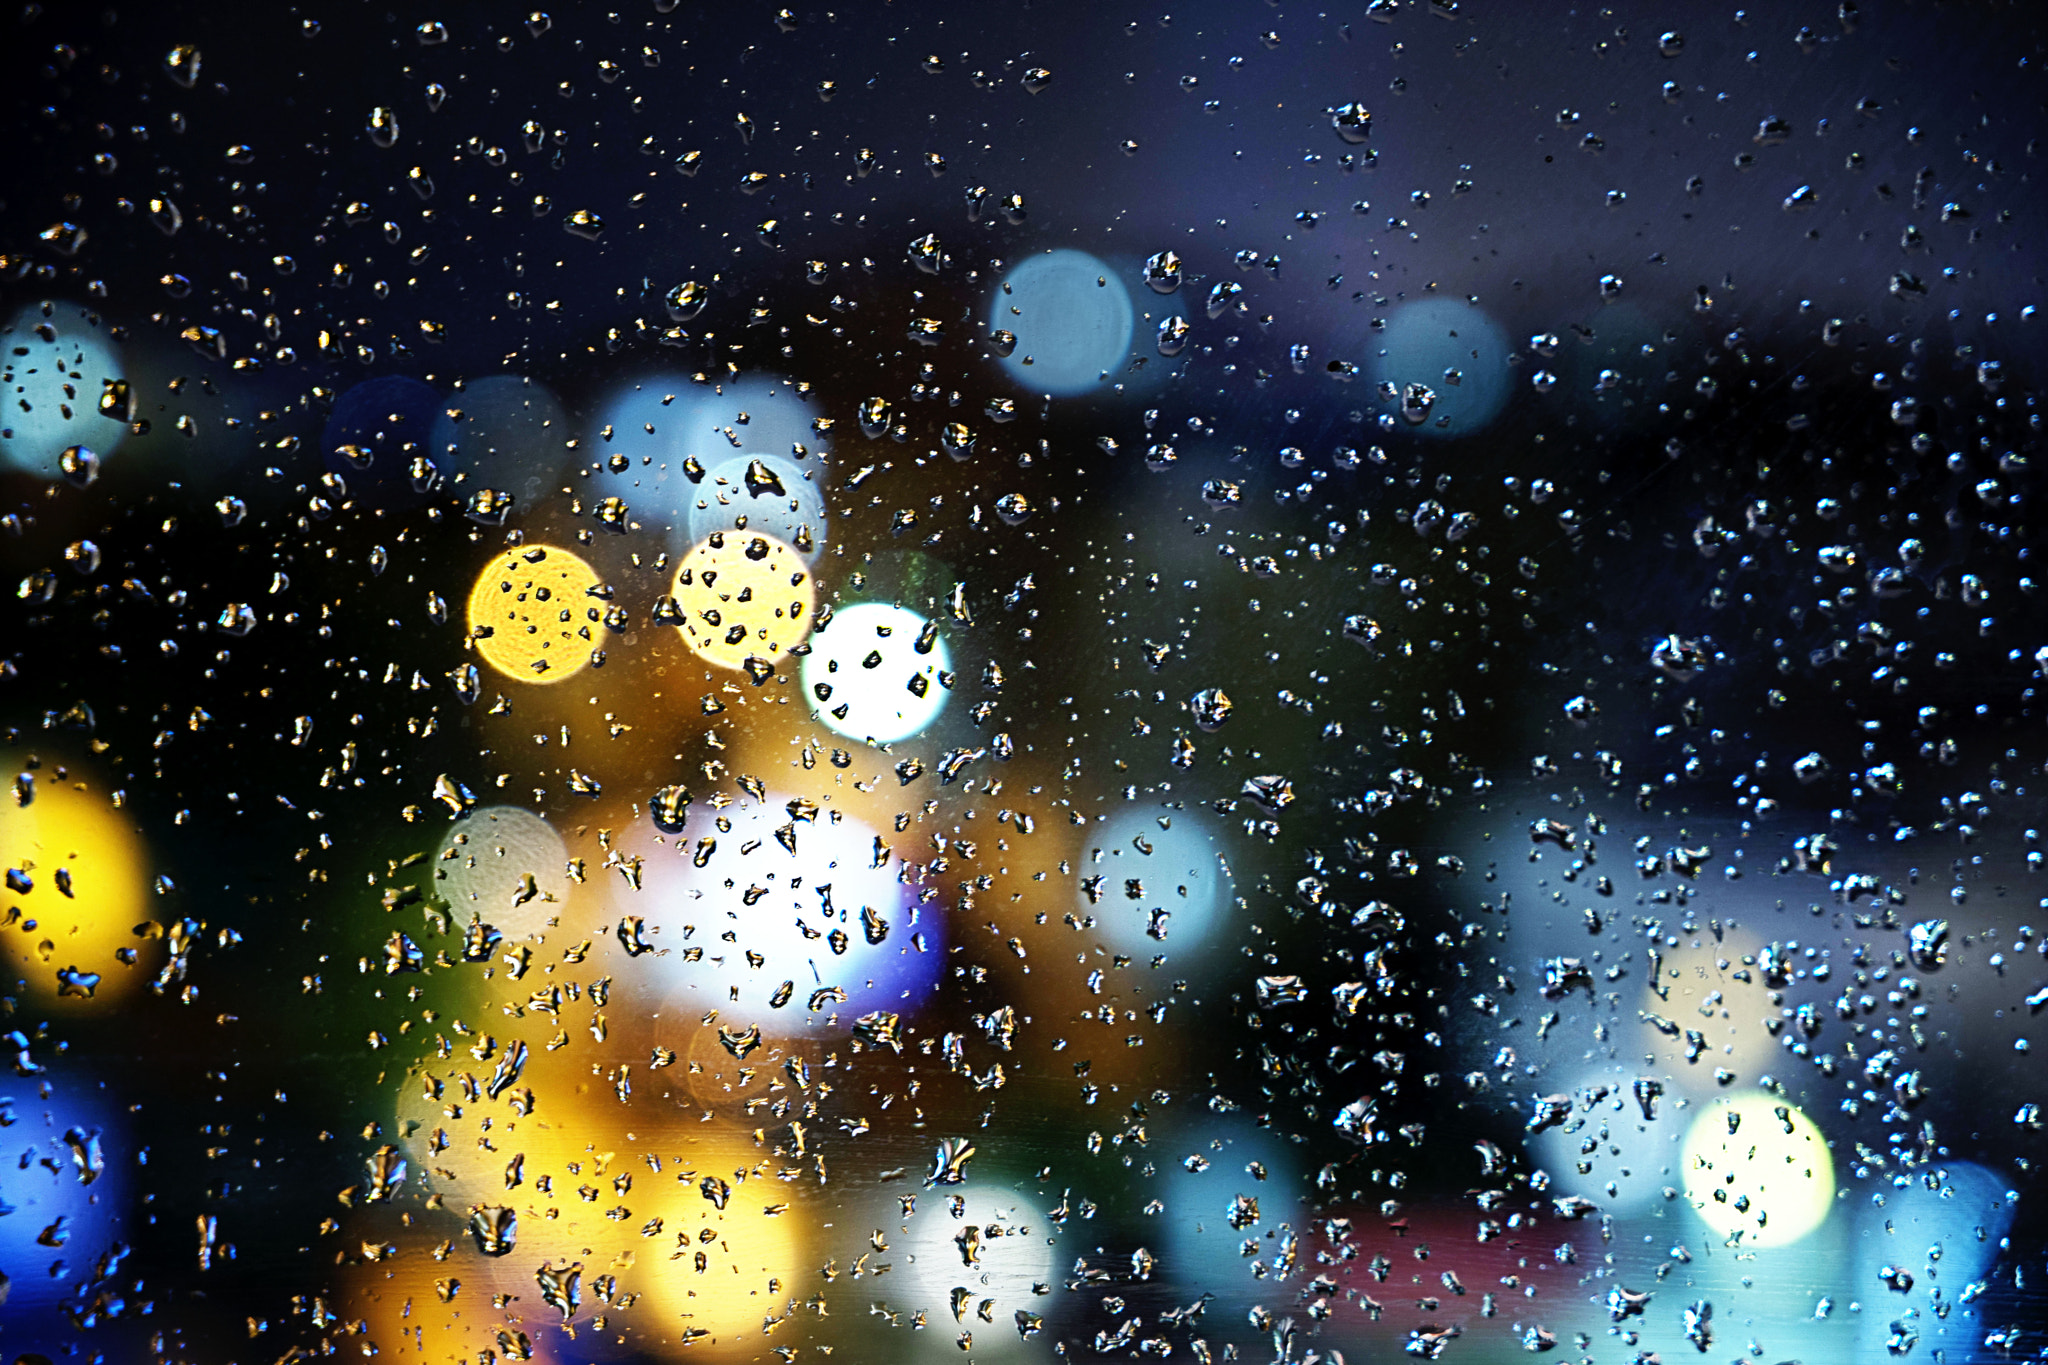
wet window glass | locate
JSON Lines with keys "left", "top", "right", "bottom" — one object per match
{"left": 2, "top": 3, "right": 2044, "bottom": 1364}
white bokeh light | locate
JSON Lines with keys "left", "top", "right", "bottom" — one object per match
{"left": 884, "top": 1184, "right": 1058, "bottom": 1356}
{"left": 1526, "top": 1063, "right": 1686, "bottom": 1217}
{"left": 1681, "top": 1091, "right": 1836, "bottom": 1247}
{"left": 990, "top": 249, "right": 1135, "bottom": 396}
{"left": 614, "top": 797, "right": 942, "bottom": 1031}
{"left": 1, "top": 304, "right": 127, "bottom": 478}
{"left": 801, "top": 602, "right": 951, "bottom": 743}
{"left": 432, "top": 806, "right": 571, "bottom": 940}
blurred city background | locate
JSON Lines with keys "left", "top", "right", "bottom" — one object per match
{"left": 1, "top": 2, "right": 2044, "bottom": 1363}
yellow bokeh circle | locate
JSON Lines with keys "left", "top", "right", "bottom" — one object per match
{"left": 393, "top": 1054, "right": 805, "bottom": 1352}
{"left": 1681, "top": 1091, "right": 1835, "bottom": 1247}
{"left": 624, "top": 1129, "right": 809, "bottom": 1348}
{"left": 466, "top": 544, "right": 602, "bottom": 684}
{"left": 0, "top": 767, "right": 153, "bottom": 1003}
{"left": 671, "top": 532, "right": 816, "bottom": 672}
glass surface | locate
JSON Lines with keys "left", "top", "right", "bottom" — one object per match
{"left": 2, "top": 3, "right": 2044, "bottom": 1363}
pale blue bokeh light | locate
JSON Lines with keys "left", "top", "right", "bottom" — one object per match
{"left": 428, "top": 373, "right": 570, "bottom": 501}
{"left": 688, "top": 452, "right": 829, "bottom": 552}
{"left": 1365, "top": 297, "right": 1512, "bottom": 438}
{"left": 588, "top": 373, "right": 827, "bottom": 557}
{"left": 990, "top": 249, "right": 1135, "bottom": 396}
{"left": 1154, "top": 1117, "right": 1299, "bottom": 1296}
{"left": 1082, "top": 807, "right": 1234, "bottom": 957}
{"left": 1, "top": 304, "right": 127, "bottom": 478}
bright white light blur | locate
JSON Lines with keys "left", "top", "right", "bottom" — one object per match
{"left": 614, "top": 797, "right": 942, "bottom": 1031}
{"left": 801, "top": 602, "right": 950, "bottom": 743}
{"left": 428, "top": 373, "right": 569, "bottom": 500}
{"left": 886, "top": 1184, "right": 1057, "bottom": 1355}
{"left": 433, "top": 805, "right": 570, "bottom": 939}
{"left": 990, "top": 250, "right": 1135, "bottom": 396}
{"left": 1080, "top": 808, "right": 1234, "bottom": 956}
{"left": 1365, "top": 297, "right": 1512, "bottom": 437}
{"left": 588, "top": 373, "right": 828, "bottom": 557}
{"left": 1681, "top": 1091, "right": 1835, "bottom": 1247}
{"left": 0, "top": 304, "right": 127, "bottom": 478}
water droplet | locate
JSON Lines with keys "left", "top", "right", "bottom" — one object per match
{"left": 164, "top": 45, "right": 202, "bottom": 89}
{"left": 1331, "top": 101, "right": 1372, "bottom": 143}
{"left": 1143, "top": 250, "right": 1183, "bottom": 294}
{"left": 665, "top": 280, "right": 707, "bottom": 320}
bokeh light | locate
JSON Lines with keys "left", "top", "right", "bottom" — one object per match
{"left": 613, "top": 795, "right": 942, "bottom": 1032}
{"left": 1363, "top": 297, "right": 1512, "bottom": 438}
{"left": 990, "top": 249, "right": 1135, "bottom": 396}
{"left": 881, "top": 1181, "right": 1057, "bottom": 1356}
{"left": 0, "top": 1083, "right": 129, "bottom": 1328}
{"left": 687, "top": 453, "right": 828, "bottom": 558}
{"left": 0, "top": 303, "right": 128, "bottom": 479}
{"left": 588, "top": 374, "right": 829, "bottom": 558}
{"left": 799, "top": 602, "right": 950, "bottom": 743}
{"left": 1154, "top": 1117, "right": 1298, "bottom": 1294}
{"left": 617, "top": 1128, "right": 812, "bottom": 1348}
{"left": 671, "top": 532, "right": 817, "bottom": 673}
{"left": 433, "top": 805, "right": 571, "bottom": 940}
{"left": 466, "top": 544, "right": 603, "bottom": 685}
{"left": 1525, "top": 1063, "right": 1685, "bottom": 1217}
{"left": 1851, "top": 1160, "right": 2013, "bottom": 1359}
{"left": 428, "top": 373, "right": 571, "bottom": 501}
{"left": 393, "top": 1050, "right": 804, "bottom": 1353}
{"left": 1680, "top": 1091, "right": 1835, "bottom": 1247}
{"left": 0, "top": 766, "right": 154, "bottom": 1003}
{"left": 1079, "top": 807, "right": 1234, "bottom": 958}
